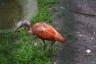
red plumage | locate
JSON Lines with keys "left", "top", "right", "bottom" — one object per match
{"left": 28, "top": 22, "right": 65, "bottom": 43}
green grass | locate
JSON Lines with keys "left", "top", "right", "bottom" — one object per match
{"left": 0, "top": 0, "right": 59, "bottom": 64}
{"left": 32, "top": 0, "right": 59, "bottom": 24}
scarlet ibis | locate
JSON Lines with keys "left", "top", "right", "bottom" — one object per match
{"left": 15, "top": 20, "right": 65, "bottom": 50}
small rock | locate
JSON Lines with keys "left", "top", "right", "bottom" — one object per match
{"left": 93, "top": 32, "right": 96, "bottom": 35}
{"left": 90, "top": 37, "right": 95, "bottom": 40}
{"left": 54, "top": 62, "right": 56, "bottom": 64}
{"left": 60, "top": 6, "right": 65, "bottom": 9}
{"left": 78, "top": 34, "right": 83, "bottom": 37}
{"left": 86, "top": 49, "right": 91, "bottom": 54}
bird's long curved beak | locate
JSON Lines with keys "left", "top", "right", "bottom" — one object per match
{"left": 14, "top": 24, "right": 23, "bottom": 32}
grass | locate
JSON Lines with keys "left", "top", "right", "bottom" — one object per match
{"left": 0, "top": 0, "right": 59, "bottom": 64}
{"left": 32, "top": 0, "right": 59, "bottom": 24}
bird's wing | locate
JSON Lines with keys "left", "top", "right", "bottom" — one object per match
{"left": 34, "top": 26, "right": 56, "bottom": 40}
{"left": 46, "top": 25, "right": 65, "bottom": 43}
{"left": 32, "top": 22, "right": 65, "bottom": 42}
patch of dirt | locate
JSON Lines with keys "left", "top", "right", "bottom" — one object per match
{"left": 52, "top": 0, "right": 96, "bottom": 64}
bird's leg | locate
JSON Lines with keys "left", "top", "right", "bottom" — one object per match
{"left": 50, "top": 40, "right": 55, "bottom": 47}
{"left": 48, "top": 41, "right": 56, "bottom": 52}
{"left": 42, "top": 40, "right": 46, "bottom": 50}
{"left": 50, "top": 41, "right": 55, "bottom": 49}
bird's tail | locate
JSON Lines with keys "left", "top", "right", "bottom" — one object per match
{"left": 55, "top": 34, "right": 65, "bottom": 43}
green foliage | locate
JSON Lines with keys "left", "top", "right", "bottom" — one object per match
{"left": 31, "top": 0, "right": 59, "bottom": 24}
{"left": 38, "top": 0, "right": 59, "bottom": 8}
{"left": 32, "top": 8, "right": 52, "bottom": 23}
{"left": 12, "top": 41, "right": 53, "bottom": 64}
{"left": 0, "top": 0, "right": 58, "bottom": 64}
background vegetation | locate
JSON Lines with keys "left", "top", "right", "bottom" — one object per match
{"left": 0, "top": 0, "right": 59, "bottom": 64}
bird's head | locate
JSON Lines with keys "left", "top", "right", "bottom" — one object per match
{"left": 15, "top": 19, "right": 31, "bottom": 32}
